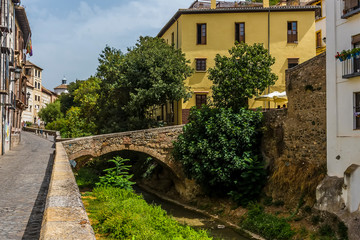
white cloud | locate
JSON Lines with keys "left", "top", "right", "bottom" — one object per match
{"left": 25, "top": 0, "right": 194, "bottom": 89}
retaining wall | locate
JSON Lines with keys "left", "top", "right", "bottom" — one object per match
{"left": 39, "top": 142, "right": 95, "bottom": 240}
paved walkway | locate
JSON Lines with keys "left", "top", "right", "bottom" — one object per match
{"left": 0, "top": 131, "right": 54, "bottom": 240}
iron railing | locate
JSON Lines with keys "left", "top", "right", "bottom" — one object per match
{"left": 342, "top": 56, "right": 360, "bottom": 78}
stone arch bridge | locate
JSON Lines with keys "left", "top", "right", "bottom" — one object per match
{"left": 61, "top": 125, "right": 199, "bottom": 199}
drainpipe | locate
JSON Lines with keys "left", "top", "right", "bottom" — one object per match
{"left": 267, "top": 6, "right": 271, "bottom": 108}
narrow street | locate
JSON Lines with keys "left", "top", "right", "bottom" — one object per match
{"left": 0, "top": 132, "right": 54, "bottom": 240}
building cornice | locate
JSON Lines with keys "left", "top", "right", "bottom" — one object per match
{"left": 157, "top": 5, "right": 320, "bottom": 37}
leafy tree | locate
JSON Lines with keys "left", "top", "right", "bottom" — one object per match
{"left": 64, "top": 106, "right": 96, "bottom": 138}
{"left": 73, "top": 76, "right": 101, "bottom": 129}
{"left": 95, "top": 46, "right": 130, "bottom": 133}
{"left": 122, "top": 36, "right": 193, "bottom": 120}
{"left": 208, "top": 42, "right": 277, "bottom": 111}
{"left": 173, "top": 105, "right": 266, "bottom": 205}
{"left": 58, "top": 80, "right": 83, "bottom": 115}
{"left": 38, "top": 100, "right": 62, "bottom": 124}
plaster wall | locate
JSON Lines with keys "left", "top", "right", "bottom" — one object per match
{"left": 326, "top": 0, "right": 360, "bottom": 177}
{"left": 160, "top": 9, "right": 316, "bottom": 123}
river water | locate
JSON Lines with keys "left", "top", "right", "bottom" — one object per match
{"left": 134, "top": 186, "right": 252, "bottom": 240}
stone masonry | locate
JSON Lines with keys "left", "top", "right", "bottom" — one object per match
{"left": 262, "top": 52, "right": 327, "bottom": 206}
{"left": 62, "top": 125, "right": 200, "bottom": 200}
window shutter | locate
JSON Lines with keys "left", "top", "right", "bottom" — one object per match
{"left": 345, "top": 0, "right": 359, "bottom": 10}
{"left": 352, "top": 34, "right": 360, "bottom": 44}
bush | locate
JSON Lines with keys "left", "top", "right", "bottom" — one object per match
{"left": 241, "top": 203, "right": 295, "bottom": 240}
{"left": 173, "top": 105, "right": 265, "bottom": 205}
{"left": 86, "top": 187, "right": 212, "bottom": 240}
{"left": 96, "top": 156, "right": 135, "bottom": 191}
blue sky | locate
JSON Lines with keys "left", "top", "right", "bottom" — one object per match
{"left": 22, "top": 0, "right": 194, "bottom": 90}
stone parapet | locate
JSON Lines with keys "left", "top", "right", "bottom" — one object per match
{"left": 39, "top": 142, "right": 95, "bottom": 240}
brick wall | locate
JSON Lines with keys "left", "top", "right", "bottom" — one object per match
{"left": 262, "top": 53, "right": 327, "bottom": 206}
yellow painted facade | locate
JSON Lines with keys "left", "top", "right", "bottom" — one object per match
{"left": 159, "top": 6, "right": 317, "bottom": 124}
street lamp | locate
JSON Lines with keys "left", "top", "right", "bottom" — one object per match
{"left": 14, "top": 68, "right": 21, "bottom": 82}
{"left": 26, "top": 92, "right": 31, "bottom": 100}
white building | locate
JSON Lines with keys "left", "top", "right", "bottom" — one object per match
{"left": 326, "top": 0, "right": 360, "bottom": 213}
{"left": 54, "top": 77, "right": 68, "bottom": 95}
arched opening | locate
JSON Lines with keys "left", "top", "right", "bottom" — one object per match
{"left": 72, "top": 149, "right": 183, "bottom": 199}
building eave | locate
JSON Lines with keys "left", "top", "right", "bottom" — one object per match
{"left": 15, "top": 6, "right": 31, "bottom": 43}
{"left": 157, "top": 5, "right": 320, "bottom": 37}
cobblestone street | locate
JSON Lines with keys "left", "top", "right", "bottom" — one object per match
{"left": 0, "top": 132, "right": 54, "bottom": 240}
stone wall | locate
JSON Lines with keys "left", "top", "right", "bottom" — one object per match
{"left": 262, "top": 52, "right": 327, "bottom": 206}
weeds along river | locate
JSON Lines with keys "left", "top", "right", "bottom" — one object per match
{"left": 133, "top": 185, "right": 252, "bottom": 240}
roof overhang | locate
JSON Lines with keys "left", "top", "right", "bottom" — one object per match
{"left": 157, "top": 5, "right": 320, "bottom": 37}
{"left": 15, "top": 6, "right": 31, "bottom": 43}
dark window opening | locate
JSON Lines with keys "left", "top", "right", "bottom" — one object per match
{"left": 288, "top": 58, "right": 299, "bottom": 69}
{"left": 355, "top": 92, "right": 360, "bottom": 129}
{"left": 196, "top": 94, "right": 207, "bottom": 108}
{"left": 197, "top": 23, "right": 207, "bottom": 45}
{"left": 315, "top": 2, "right": 322, "bottom": 19}
{"left": 196, "top": 58, "right": 207, "bottom": 72}
{"left": 287, "top": 21, "right": 298, "bottom": 43}
{"left": 235, "top": 22, "right": 245, "bottom": 43}
{"left": 171, "top": 32, "right": 175, "bottom": 46}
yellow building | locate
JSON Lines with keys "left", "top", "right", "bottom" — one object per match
{"left": 157, "top": 0, "right": 318, "bottom": 124}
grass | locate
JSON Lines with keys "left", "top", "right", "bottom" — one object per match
{"left": 82, "top": 186, "right": 213, "bottom": 240}
{"left": 241, "top": 203, "right": 295, "bottom": 240}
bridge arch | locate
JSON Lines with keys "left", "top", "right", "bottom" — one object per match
{"left": 61, "top": 126, "right": 201, "bottom": 200}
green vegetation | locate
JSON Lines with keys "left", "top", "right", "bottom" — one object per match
{"left": 42, "top": 36, "right": 192, "bottom": 137}
{"left": 76, "top": 156, "right": 212, "bottom": 240}
{"left": 174, "top": 43, "right": 275, "bottom": 205}
{"left": 173, "top": 106, "right": 265, "bottom": 205}
{"left": 84, "top": 187, "right": 212, "bottom": 240}
{"left": 209, "top": 41, "right": 277, "bottom": 111}
{"left": 38, "top": 100, "right": 62, "bottom": 124}
{"left": 241, "top": 204, "right": 295, "bottom": 240}
{"left": 96, "top": 157, "right": 135, "bottom": 190}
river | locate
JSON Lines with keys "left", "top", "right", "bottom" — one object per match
{"left": 134, "top": 186, "right": 252, "bottom": 240}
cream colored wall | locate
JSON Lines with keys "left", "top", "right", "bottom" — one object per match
{"left": 167, "top": 11, "right": 316, "bottom": 111}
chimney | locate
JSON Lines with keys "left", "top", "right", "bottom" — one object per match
{"left": 211, "top": 0, "right": 216, "bottom": 9}
{"left": 263, "top": 0, "right": 269, "bottom": 7}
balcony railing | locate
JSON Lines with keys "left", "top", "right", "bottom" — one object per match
{"left": 342, "top": 56, "right": 360, "bottom": 78}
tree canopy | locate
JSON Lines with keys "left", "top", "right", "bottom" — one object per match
{"left": 41, "top": 36, "right": 193, "bottom": 136}
{"left": 208, "top": 42, "right": 277, "bottom": 111}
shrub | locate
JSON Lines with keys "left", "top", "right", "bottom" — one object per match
{"left": 173, "top": 105, "right": 265, "bottom": 205}
{"left": 241, "top": 203, "right": 295, "bottom": 240}
{"left": 96, "top": 156, "right": 135, "bottom": 190}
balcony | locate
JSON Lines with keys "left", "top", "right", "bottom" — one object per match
{"left": 342, "top": 56, "right": 360, "bottom": 78}
{"left": 342, "top": 0, "right": 360, "bottom": 19}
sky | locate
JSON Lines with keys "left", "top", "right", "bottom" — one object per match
{"left": 22, "top": 0, "right": 195, "bottom": 90}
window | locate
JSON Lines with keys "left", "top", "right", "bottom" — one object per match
{"left": 34, "top": 95, "right": 37, "bottom": 101}
{"left": 34, "top": 82, "right": 37, "bottom": 89}
{"left": 287, "top": 21, "right": 298, "bottom": 43}
{"left": 315, "top": 1, "right": 322, "bottom": 19}
{"left": 344, "top": 0, "right": 360, "bottom": 15}
{"left": 196, "top": 94, "right": 207, "bottom": 108}
{"left": 38, "top": 83, "right": 41, "bottom": 89}
{"left": 316, "top": 31, "right": 322, "bottom": 48}
{"left": 38, "top": 96, "right": 40, "bottom": 101}
{"left": 197, "top": 23, "right": 206, "bottom": 45}
{"left": 196, "top": 58, "right": 206, "bottom": 72}
{"left": 354, "top": 92, "right": 360, "bottom": 129}
{"left": 353, "top": 34, "right": 360, "bottom": 74}
{"left": 288, "top": 58, "right": 299, "bottom": 69}
{"left": 171, "top": 32, "right": 175, "bottom": 46}
{"left": 235, "top": 22, "right": 245, "bottom": 43}
{"left": 25, "top": 68, "right": 31, "bottom": 76}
